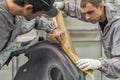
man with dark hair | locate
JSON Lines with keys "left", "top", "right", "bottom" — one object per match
{"left": 0, "top": 0, "right": 65, "bottom": 68}
{"left": 54, "top": 0, "right": 120, "bottom": 79}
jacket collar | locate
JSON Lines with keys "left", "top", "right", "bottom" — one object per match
{"left": 105, "top": 3, "right": 120, "bottom": 22}
{"left": 0, "top": 0, "right": 16, "bottom": 30}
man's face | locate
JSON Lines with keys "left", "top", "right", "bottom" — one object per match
{"left": 24, "top": 11, "right": 44, "bottom": 20}
{"left": 80, "top": 3, "right": 103, "bottom": 24}
{"left": 23, "top": 4, "right": 45, "bottom": 20}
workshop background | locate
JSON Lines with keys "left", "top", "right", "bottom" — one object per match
{"left": 0, "top": 0, "right": 120, "bottom": 80}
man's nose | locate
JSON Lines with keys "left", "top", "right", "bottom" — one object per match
{"left": 85, "top": 14, "right": 90, "bottom": 20}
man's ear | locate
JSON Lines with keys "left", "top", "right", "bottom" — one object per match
{"left": 23, "top": 4, "right": 33, "bottom": 14}
{"left": 99, "top": 3, "right": 104, "bottom": 10}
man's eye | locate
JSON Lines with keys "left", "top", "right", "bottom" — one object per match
{"left": 87, "top": 11, "right": 94, "bottom": 14}
{"left": 82, "top": 11, "right": 94, "bottom": 15}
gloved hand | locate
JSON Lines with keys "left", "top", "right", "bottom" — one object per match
{"left": 76, "top": 59, "right": 102, "bottom": 71}
{"left": 53, "top": 2, "right": 65, "bottom": 10}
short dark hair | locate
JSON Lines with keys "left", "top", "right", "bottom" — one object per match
{"left": 13, "top": 0, "right": 54, "bottom": 13}
{"left": 80, "top": 0, "right": 102, "bottom": 8}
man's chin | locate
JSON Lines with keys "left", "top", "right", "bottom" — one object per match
{"left": 25, "top": 18, "right": 32, "bottom": 21}
{"left": 24, "top": 16, "right": 33, "bottom": 21}
{"left": 90, "top": 21, "right": 97, "bottom": 24}
{"left": 91, "top": 22, "right": 96, "bottom": 24}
